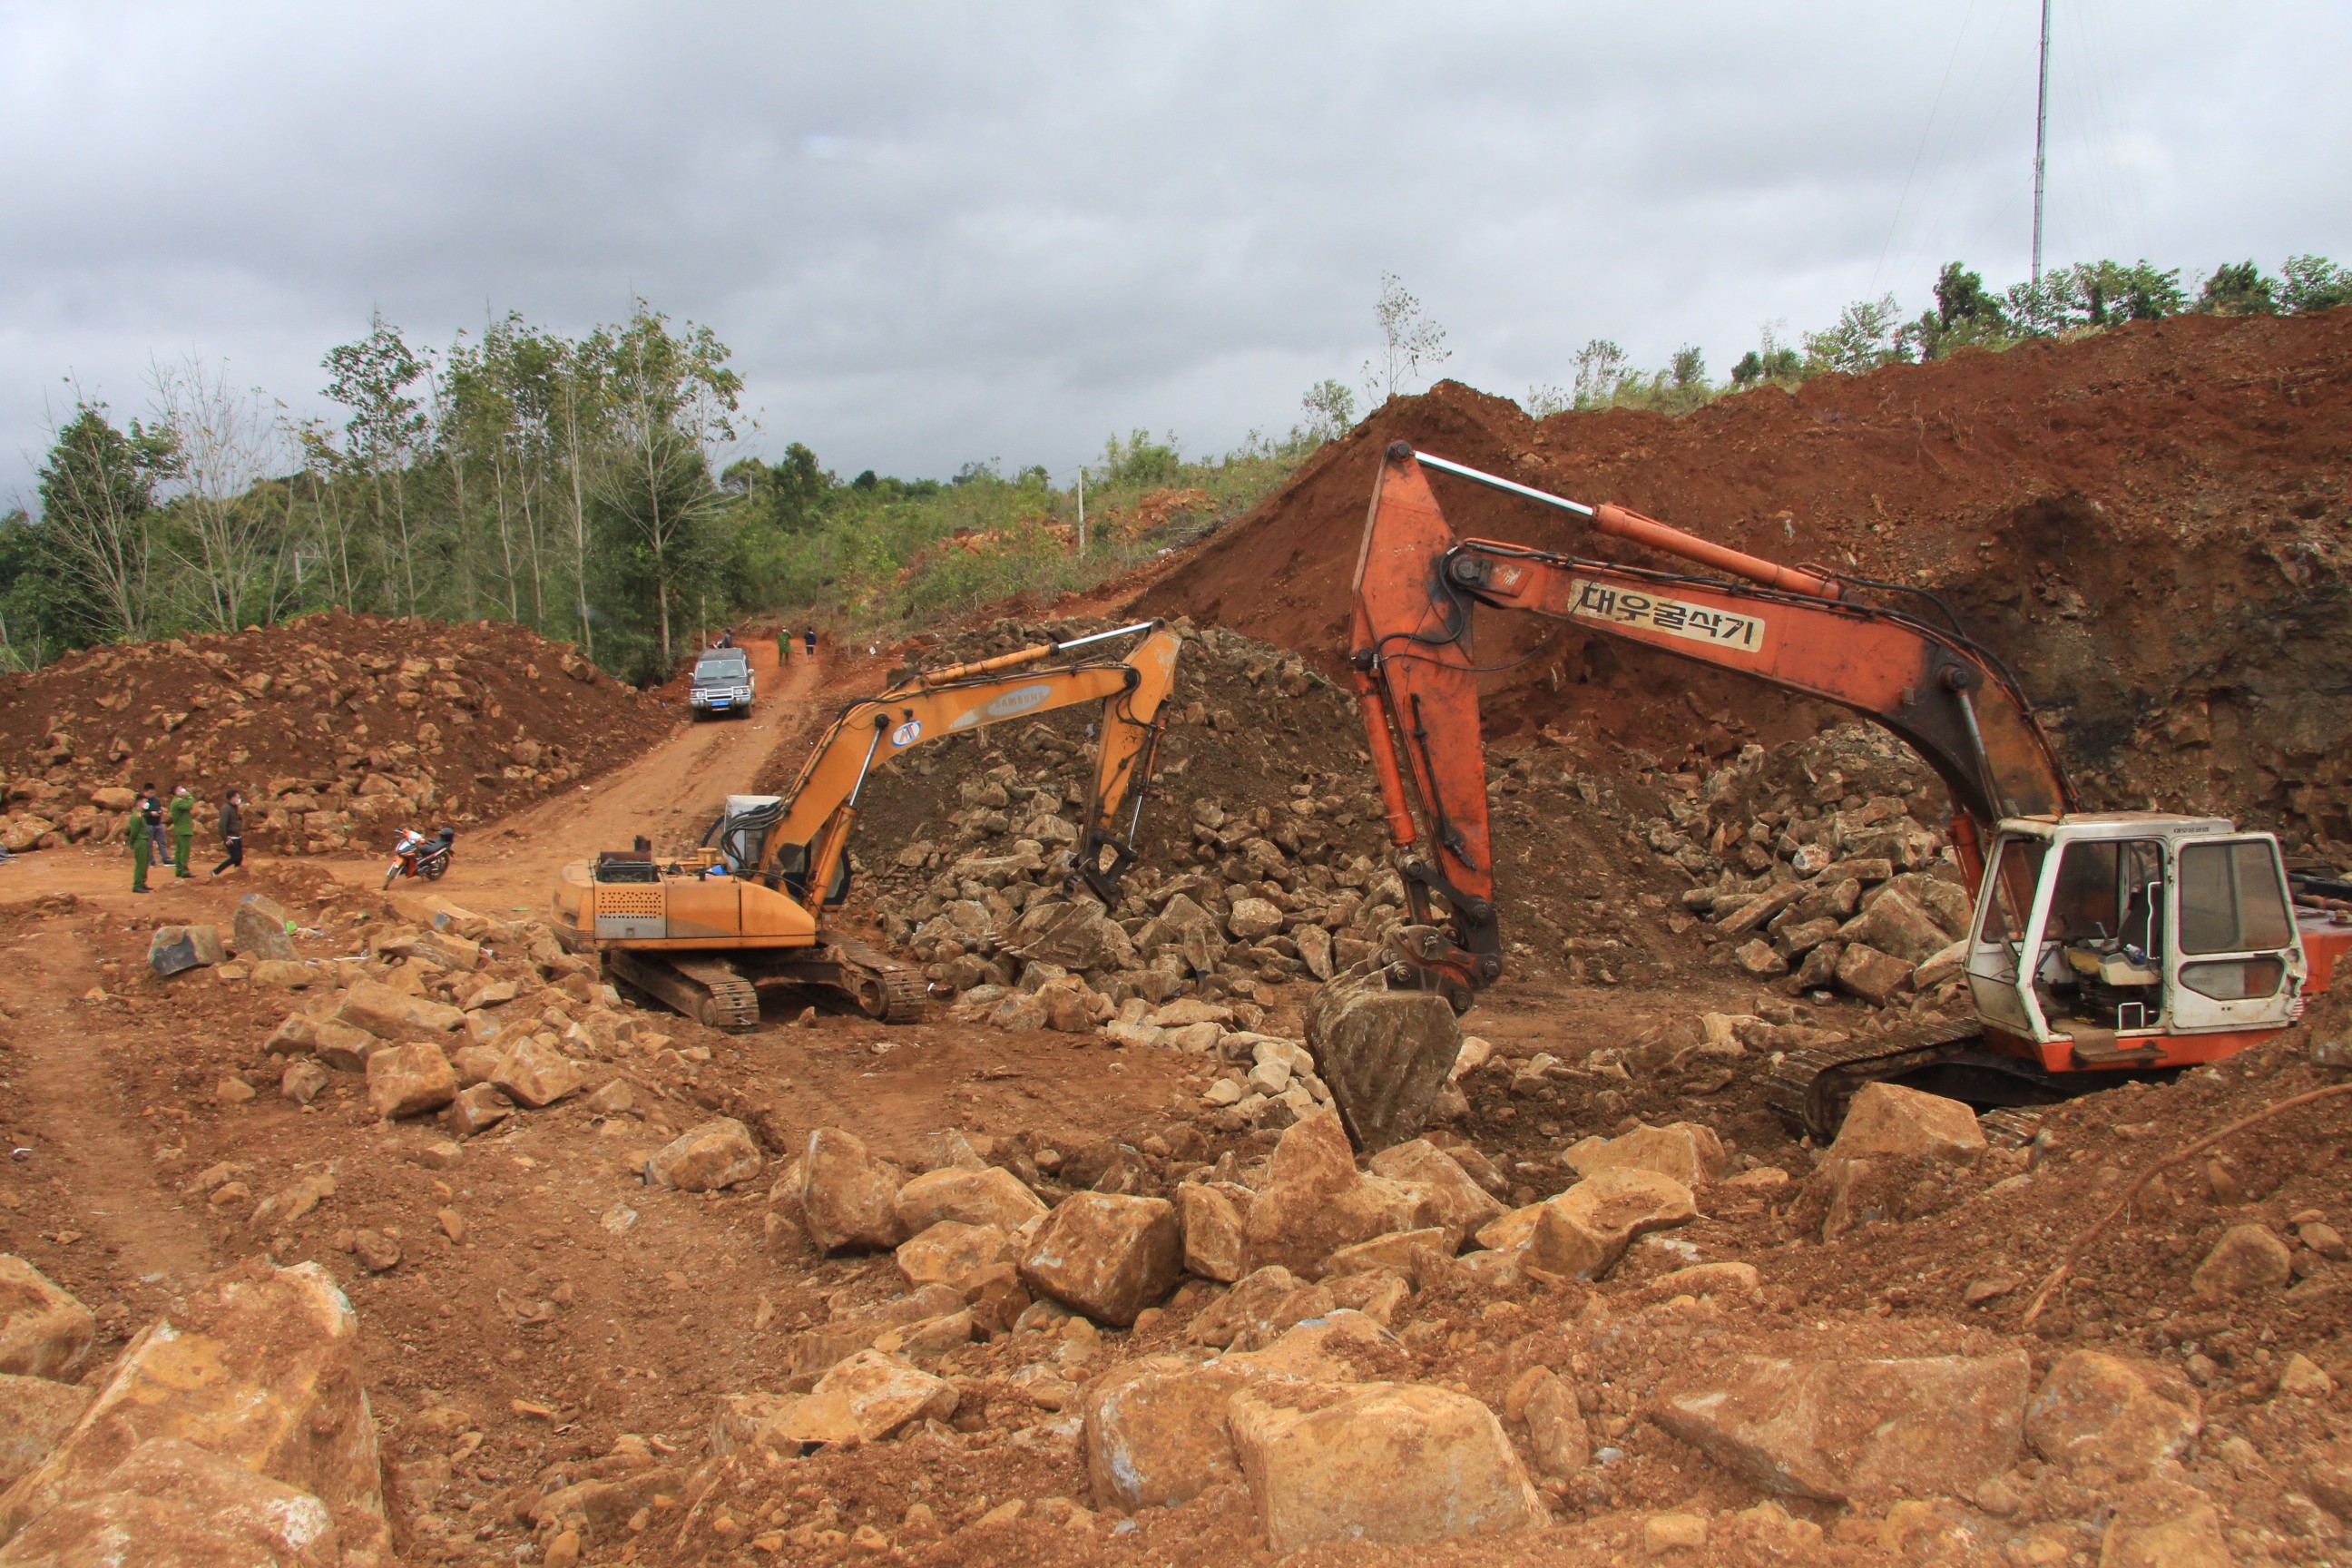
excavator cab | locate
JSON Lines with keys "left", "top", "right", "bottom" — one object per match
{"left": 1965, "top": 815, "right": 2308, "bottom": 1071}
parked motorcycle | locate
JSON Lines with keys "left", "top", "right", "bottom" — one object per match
{"left": 385, "top": 827, "right": 456, "bottom": 889}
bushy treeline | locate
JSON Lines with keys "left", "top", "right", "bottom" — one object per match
{"left": 0, "top": 301, "right": 1319, "bottom": 680}
{"left": 1547, "top": 253, "right": 2352, "bottom": 416}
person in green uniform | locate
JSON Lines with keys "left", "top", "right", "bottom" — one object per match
{"left": 128, "top": 784, "right": 160, "bottom": 893}
{"left": 168, "top": 784, "right": 196, "bottom": 878}
{"left": 776, "top": 626, "right": 790, "bottom": 665}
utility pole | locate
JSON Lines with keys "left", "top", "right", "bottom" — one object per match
{"left": 2032, "top": 0, "right": 2053, "bottom": 283}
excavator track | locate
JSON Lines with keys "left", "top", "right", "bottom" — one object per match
{"left": 1761, "top": 1018, "right": 1986, "bottom": 1145}
{"left": 604, "top": 949, "right": 762, "bottom": 1034}
{"left": 818, "top": 935, "right": 927, "bottom": 1023}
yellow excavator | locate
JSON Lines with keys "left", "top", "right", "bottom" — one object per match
{"left": 552, "top": 620, "right": 1183, "bottom": 1030}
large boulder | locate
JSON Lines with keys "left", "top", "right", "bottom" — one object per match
{"left": 1839, "top": 889, "right": 1952, "bottom": 966}
{"left": 363, "top": 1043, "right": 457, "bottom": 1120}
{"left": 1083, "top": 1356, "right": 1262, "bottom": 1514}
{"left": 1523, "top": 1169, "right": 1697, "bottom": 1279}
{"left": 1305, "top": 971, "right": 1462, "bottom": 1152}
{"left": 1019, "top": 1193, "right": 1181, "bottom": 1327}
{"left": 2025, "top": 1351, "right": 2201, "bottom": 1479}
{"left": 894, "top": 1223, "right": 1013, "bottom": 1292}
{"left": 147, "top": 925, "right": 226, "bottom": 977}
{"left": 335, "top": 978, "right": 463, "bottom": 1037}
{"left": 0, "top": 1260, "right": 388, "bottom": 1561}
{"left": 647, "top": 1120, "right": 762, "bottom": 1192}
{"left": 0, "top": 1377, "right": 92, "bottom": 1489}
{"left": 798, "top": 1130, "right": 908, "bottom": 1255}
{"left": 1177, "top": 1182, "right": 1249, "bottom": 1283}
{"left": 487, "top": 1038, "right": 582, "bottom": 1109}
{"left": 1651, "top": 1349, "right": 2031, "bottom": 1503}
{"left": 2190, "top": 1223, "right": 2293, "bottom": 1298}
{"left": 1365, "top": 1140, "right": 1505, "bottom": 1245}
{"left": 1562, "top": 1121, "right": 1727, "bottom": 1188}
{"left": 1228, "top": 1380, "right": 1543, "bottom": 1553}
{"left": 1827, "top": 1083, "right": 1984, "bottom": 1164}
{"left": 0, "top": 1438, "right": 340, "bottom": 1567}
{"left": 893, "top": 1166, "right": 1045, "bottom": 1233}
{"left": 231, "top": 896, "right": 299, "bottom": 964}
{"left": 1241, "top": 1109, "right": 1428, "bottom": 1277}
{"left": 745, "top": 1351, "right": 957, "bottom": 1448}
{"left": 0, "top": 1259, "right": 93, "bottom": 1382}
{"left": 1004, "top": 899, "right": 1131, "bottom": 971}
{"left": 1834, "top": 944, "right": 1915, "bottom": 1005}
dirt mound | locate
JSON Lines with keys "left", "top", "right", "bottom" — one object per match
{"left": 0, "top": 611, "right": 674, "bottom": 858}
{"left": 1139, "top": 310, "right": 2352, "bottom": 854}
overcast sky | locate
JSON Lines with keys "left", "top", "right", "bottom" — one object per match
{"left": 4, "top": 1, "right": 2347, "bottom": 502}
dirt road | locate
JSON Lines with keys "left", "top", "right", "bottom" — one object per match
{"left": 0, "top": 634, "right": 824, "bottom": 920}
{"left": 418, "top": 633, "right": 822, "bottom": 913}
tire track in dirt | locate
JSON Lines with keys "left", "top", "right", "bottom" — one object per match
{"left": 3, "top": 924, "right": 218, "bottom": 1294}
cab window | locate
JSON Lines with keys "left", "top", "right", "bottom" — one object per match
{"left": 2043, "top": 839, "right": 2163, "bottom": 946}
{"left": 1975, "top": 837, "right": 2044, "bottom": 945}
{"left": 2178, "top": 840, "right": 2293, "bottom": 954}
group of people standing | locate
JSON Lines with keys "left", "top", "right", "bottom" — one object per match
{"left": 124, "top": 783, "right": 242, "bottom": 893}
{"left": 710, "top": 624, "right": 817, "bottom": 661}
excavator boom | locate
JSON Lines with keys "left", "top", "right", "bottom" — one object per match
{"left": 560, "top": 622, "right": 1181, "bottom": 1030}
{"left": 1352, "top": 442, "right": 2073, "bottom": 1003}
{"left": 751, "top": 621, "right": 1183, "bottom": 906}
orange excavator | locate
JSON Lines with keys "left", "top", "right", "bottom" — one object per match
{"left": 554, "top": 621, "right": 1182, "bottom": 1030}
{"left": 1350, "top": 442, "right": 2352, "bottom": 1139}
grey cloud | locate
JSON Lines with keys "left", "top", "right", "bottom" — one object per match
{"left": 4, "top": 1, "right": 2347, "bottom": 499}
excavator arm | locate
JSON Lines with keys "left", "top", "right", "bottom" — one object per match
{"left": 749, "top": 621, "right": 1182, "bottom": 906}
{"left": 1352, "top": 442, "right": 2074, "bottom": 1004}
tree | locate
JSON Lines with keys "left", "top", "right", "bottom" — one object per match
{"left": 1572, "top": 339, "right": 1630, "bottom": 407}
{"left": 1299, "top": 378, "right": 1357, "bottom": 444}
{"left": 322, "top": 312, "right": 428, "bottom": 612}
{"left": 1802, "top": 296, "right": 1909, "bottom": 376}
{"left": 2196, "top": 261, "right": 2278, "bottom": 316}
{"left": 1905, "top": 262, "right": 2012, "bottom": 359}
{"left": 2279, "top": 255, "right": 2352, "bottom": 315}
{"left": 1362, "top": 272, "right": 1450, "bottom": 402}
{"left": 34, "top": 399, "right": 180, "bottom": 643}
{"left": 2074, "top": 260, "right": 2184, "bottom": 325}
{"left": 597, "top": 301, "right": 741, "bottom": 669}
{"left": 1669, "top": 346, "right": 1708, "bottom": 390}
{"left": 150, "top": 356, "right": 290, "bottom": 632}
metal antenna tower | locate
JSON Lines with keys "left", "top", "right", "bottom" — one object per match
{"left": 2032, "top": 0, "right": 2053, "bottom": 282}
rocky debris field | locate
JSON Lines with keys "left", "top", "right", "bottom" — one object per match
{"left": 6, "top": 849, "right": 2352, "bottom": 1565}
{"left": 0, "top": 610, "right": 673, "bottom": 858}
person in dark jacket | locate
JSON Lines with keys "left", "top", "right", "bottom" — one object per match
{"left": 803, "top": 626, "right": 817, "bottom": 657}
{"left": 211, "top": 789, "right": 244, "bottom": 876}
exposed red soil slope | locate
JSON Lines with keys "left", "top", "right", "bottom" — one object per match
{"left": 1140, "top": 310, "right": 2352, "bottom": 851}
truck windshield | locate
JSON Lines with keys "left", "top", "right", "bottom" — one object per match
{"left": 696, "top": 659, "right": 749, "bottom": 681}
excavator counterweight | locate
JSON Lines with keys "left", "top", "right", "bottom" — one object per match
{"left": 1351, "top": 444, "right": 2349, "bottom": 1139}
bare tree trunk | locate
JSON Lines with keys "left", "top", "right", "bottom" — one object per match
{"left": 491, "top": 444, "right": 520, "bottom": 619}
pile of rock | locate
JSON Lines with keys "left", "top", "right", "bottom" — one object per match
{"left": 846, "top": 618, "right": 1405, "bottom": 1021}
{"left": 0, "top": 610, "right": 669, "bottom": 854}
{"left": 706, "top": 1106, "right": 1760, "bottom": 1552}
{"left": 1640, "top": 725, "right": 1974, "bottom": 1006}
{"left": 147, "top": 890, "right": 713, "bottom": 1243}
{"left": 0, "top": 1255, "right": 391, "bottom": 1564}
